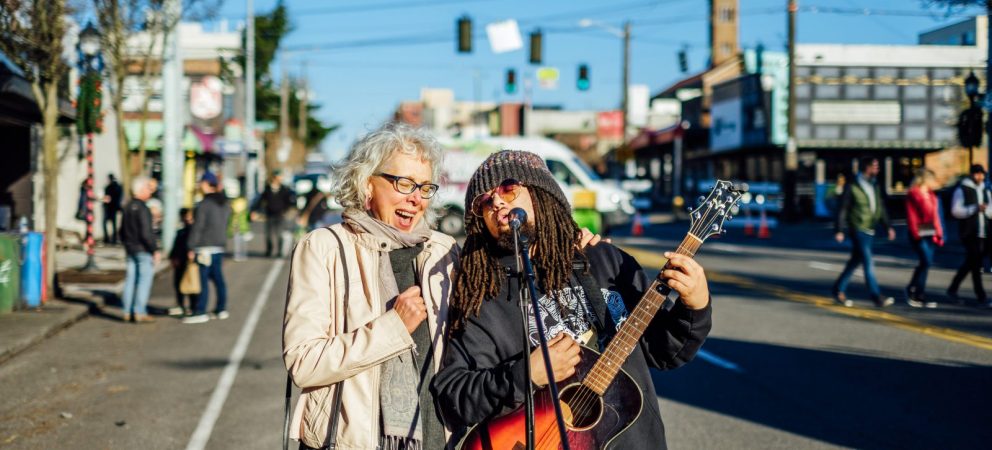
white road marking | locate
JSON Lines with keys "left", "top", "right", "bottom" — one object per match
{"left": 186, "top": 259, "right": 285, "bottom": 450}
{"left": 696, "top": 349, "right": 744, "bottom": 373}
{"left": 808, "top": 261, "right": 861, "bottom": 278}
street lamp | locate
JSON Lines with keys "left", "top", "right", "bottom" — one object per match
{"left": 76, "top": 21, "right": 104, "bottom": 272}
{"left": 578, "top": 19, "right": 631, "bottom": 155}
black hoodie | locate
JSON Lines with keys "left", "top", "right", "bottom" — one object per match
{"left": 432, "top": 243, "right": 712, "bottom": 449}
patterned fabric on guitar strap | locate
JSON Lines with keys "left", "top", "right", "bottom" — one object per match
{"left": 571, "top": 259, "right": 616, "bottom": 349}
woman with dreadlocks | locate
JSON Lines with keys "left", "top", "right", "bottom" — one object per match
{"left": 432, "top": 150, "right": 713, "bottom": 450}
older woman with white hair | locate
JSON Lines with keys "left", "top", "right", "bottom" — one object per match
{"left": 282, "top": 122, "right": 458, "bottom": 450}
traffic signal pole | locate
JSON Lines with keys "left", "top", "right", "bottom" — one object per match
{"left": 986, "top": 0, "right": 991, "bottom": 168}
{"left": 621, "top": 21, "right": 630, "bottom": 143}
{"left": 784, "top": 0, "right": 799, "bottom": 221}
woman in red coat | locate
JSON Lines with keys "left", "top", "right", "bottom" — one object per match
{"left": 905, "top": 169, "right": 943, "bottom": 308}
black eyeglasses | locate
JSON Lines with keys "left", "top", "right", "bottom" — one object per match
{"left": 471, "top": 178, "right": 524, "bottom": 217}
{"left": 375, "top": 173, "right": 439, "bottom": 199}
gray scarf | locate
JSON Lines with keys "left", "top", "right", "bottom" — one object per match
{"left": 342, "top": 209, "right": 431, "bottom": 448}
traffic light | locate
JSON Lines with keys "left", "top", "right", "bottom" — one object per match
{"left": 505, "top": 69, "right": 517, "bottom": 94}
{"left": 677, "top": 49, "right": 688, "bottom": 73}
{"left": 529, "top": 30, "right": 542, "bottom": 65}
{"left": 457, "top": 16, "right": 472, "bottom": 53}
{"left": 959, "top": 106, "right": 983, "bottom": 148}
{"left": 577, "top": 64, "right": 590, "bottom": 91}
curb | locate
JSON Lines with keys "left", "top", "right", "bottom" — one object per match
{"left": 0, "top": 299, "right": 89, "bottom": 365}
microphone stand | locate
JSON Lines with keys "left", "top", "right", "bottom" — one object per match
{"left": 513, "top": 224, "right": 571, "bottom": 450}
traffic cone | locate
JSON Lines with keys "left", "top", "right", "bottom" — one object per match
{"left": 631, "top": 212, "right": 644, "bottom": 236}
{"left": 744, "top": 207, "right": 754, "bottom": 236}
{"left": 757, "top": 208, "right": 771, "bottom": 239}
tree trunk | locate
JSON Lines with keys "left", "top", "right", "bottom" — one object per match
{"left": 114, "top": 97, "right": 131, "bottom": 197}
{"left": 36, "top": 81, "right": 60, "bottom": 296}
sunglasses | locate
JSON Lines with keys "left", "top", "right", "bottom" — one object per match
{"left": 471, "top": 179, "right": 524, "bottom": 217}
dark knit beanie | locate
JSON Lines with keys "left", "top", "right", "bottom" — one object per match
{"left": 464, "top": 150, "right": 570, "bottom": 224}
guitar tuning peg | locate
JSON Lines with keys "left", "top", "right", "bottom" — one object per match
{"left": 697, "top": 196, "right": 706, "bottom": 204}
{"left": 721, "top": 229, "right": 727, "bottom": 235}
{"left": 727, "top": 215, "right": 734, "bottom": 221}
{"left": 687, "top": 206, "right": 693, "bottom": 212}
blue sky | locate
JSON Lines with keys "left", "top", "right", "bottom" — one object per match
{"left": 214, "top": 0, "right": 983, "bottom": 160}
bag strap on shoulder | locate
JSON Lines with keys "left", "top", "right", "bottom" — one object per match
{"left": 284, "top": 227, "right": 352, "bottom": 450}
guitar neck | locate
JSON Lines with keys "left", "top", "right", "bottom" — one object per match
{"left": 582, "top": 233, "right": 702, "bottom": 395}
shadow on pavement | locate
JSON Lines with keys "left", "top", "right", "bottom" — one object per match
{"left": 654, "top": 337, "right": 992, "bottom": 450}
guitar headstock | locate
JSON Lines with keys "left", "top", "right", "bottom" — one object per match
{"left": 689, "top": 180, "right": 747, "bottom": 241}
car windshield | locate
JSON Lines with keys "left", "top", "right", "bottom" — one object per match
{"left": 573, "top": 156, "right": 601, "bottom": 181}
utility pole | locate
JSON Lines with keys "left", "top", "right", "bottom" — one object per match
{"left": 621, "top": 21, "right": 631, "bottom": 143}
{"left": 298, "top": 61, "right": 308, "bottom": 144}
{"left": 784, "top": 0, "right": 799, "bottom": 221}
{"left": 161, "top": 0, "right": 182, "bottom": 254}
{"left": 280, "top": 63, "right": 290, "bottom": 143}
{"left": 245, "top": 0, "right": 257, "bottom": 201}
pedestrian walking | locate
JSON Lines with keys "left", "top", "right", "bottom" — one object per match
{"left": 119, "top": 176, "right": 159, "bottom": 323}
{"left": 102, "top": 173, "right": 124, "bottom": 244}
{"left": 252, "top": 170, "right": 295, "bottom": 258}
{"left": 904, "top": 169, "right": 943, "bottom": 308}
{"left": 833, "top": 157, "right": 896, "bottom": 307}
{"left": 947, "top": 164, "right": 992, "bottom": 307}
{"left": 183, "top": 172, "right": 231, "bottom": 324}
{"left": 169, "top": 208, "right": 194, "bottom": 316}
{"left": 282, "top": 123, "right": 459, "bottom": 449}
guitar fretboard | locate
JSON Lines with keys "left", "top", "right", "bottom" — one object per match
{"left": 582, "top": 233, "right": 702, "bottom": 395}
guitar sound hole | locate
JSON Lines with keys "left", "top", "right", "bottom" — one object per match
{"left": 558, "top": 383, "right": 603, "bottom": 431}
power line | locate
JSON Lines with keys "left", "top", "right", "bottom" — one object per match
{"left": 799, "top": 5, "right": 976, "bottom": 18}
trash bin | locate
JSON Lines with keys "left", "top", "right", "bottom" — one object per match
{"left": 22, "top": 232, "right": 43, "bottom": 308}
{"left": 0, "top": 234, "right": 20, "bottom": 313}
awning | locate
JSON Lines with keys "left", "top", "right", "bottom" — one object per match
{"left": 0, "top": 56, "right": 75, "bottom": 126}
{"left": 123, "top": 120, "right": 205, "bottom": 153}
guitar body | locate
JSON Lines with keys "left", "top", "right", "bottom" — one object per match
{"left": 458, "top": 345, "right": 643, "bottom": 450}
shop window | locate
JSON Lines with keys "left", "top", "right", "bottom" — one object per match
{"left": 874, "top": 126, "right": 899, "bottom": 140}
{"left": 875, "top": 85, "right": 898, "bottom": 99}
{"left": 904, "top": 85, "right": 927, "bottom": 100}
{"left": 903, "top": 126, "right": 927, "bottom": 140}
{"left": 845, "top": 125, "right": 870, "bottom": 140}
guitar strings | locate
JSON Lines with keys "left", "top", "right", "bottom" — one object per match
{"left": 560, "top": 213, "right": 715, "bottom": 426}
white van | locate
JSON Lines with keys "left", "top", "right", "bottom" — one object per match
{"left": 433, "top": 136, "right": 635, "bottom": 236}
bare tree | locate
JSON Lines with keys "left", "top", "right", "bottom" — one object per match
{"left": 93, "top": 0, "right": 148, "bottom": 196}
{"left": 92, "top": 0, "right": 220, "bottom": 182}
{"left": 0, "top": 0, "right": 74, "bottom": 294}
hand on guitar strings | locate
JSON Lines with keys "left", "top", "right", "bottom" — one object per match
{"left": 529, "top": 333, "right": 582, "bottom": 387}
{"left": 661, "top": 252, "right": 710, "bottom": 310}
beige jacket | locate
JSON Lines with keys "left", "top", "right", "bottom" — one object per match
{"left": 283, "top": 223, "right": 459, "bottom": 449}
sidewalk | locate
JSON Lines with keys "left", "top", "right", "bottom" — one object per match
{"left": 0, "top": 243, "right": 165, "bottom": 365}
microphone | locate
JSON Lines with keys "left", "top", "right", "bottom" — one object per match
{"left": 509, "top": 207, "right": 527, "bottom": 230}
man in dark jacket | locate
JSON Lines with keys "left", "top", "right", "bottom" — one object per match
{"left": 119, "top": 176, "right": 159, "bottom": 323}
{"left": 102, "top": 174, "right": 124, "bottom": 244}
{"left": 432, "top": 151, "right": 712, "bottom": 449}
{"left": 252, "top": 170, "right": 295, "bottom": 257}
{"left": 182, "top": 172, "right": 231, "bottom": 324}
{"left": 832, "top": 157, "right": 896, "bottom": 308}
{"left": 948, "top": 164, "right": 992, "bottom": 307}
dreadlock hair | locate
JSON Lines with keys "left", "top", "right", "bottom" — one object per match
{"left": 450, "top": 186, "right": 582, "bottom": 331}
